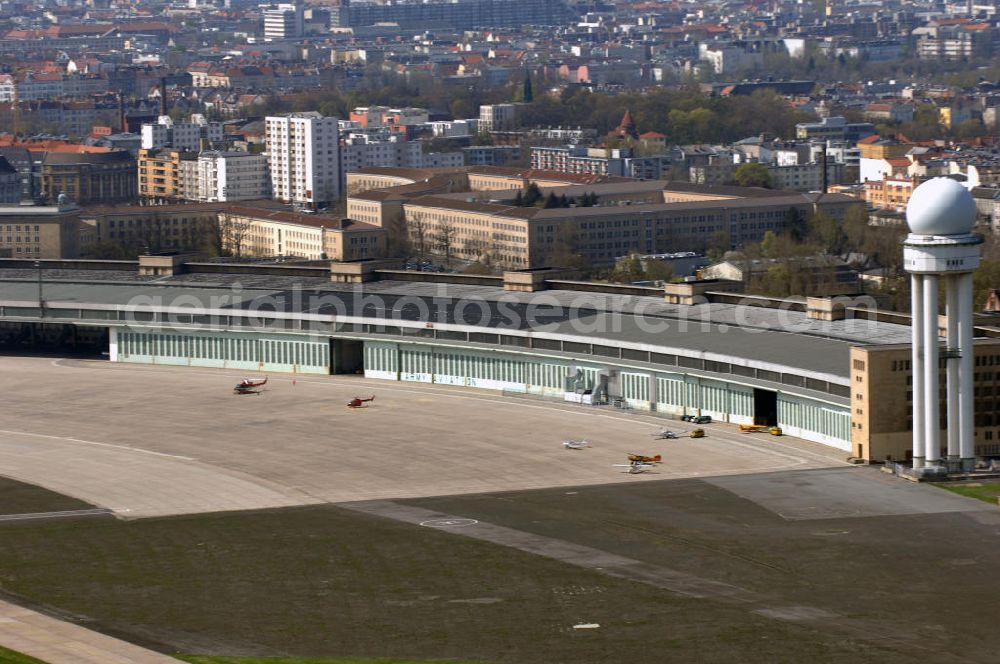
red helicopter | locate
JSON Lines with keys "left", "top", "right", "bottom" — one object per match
{"left": 234, "top": 377, "right": 267, "bottom": 395}
{"left": 347, "top": 395, "right": 375, "bottom": 408}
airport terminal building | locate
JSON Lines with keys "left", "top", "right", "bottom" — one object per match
{"left": 7, "top": 258, "right": 992, "bottom": 463}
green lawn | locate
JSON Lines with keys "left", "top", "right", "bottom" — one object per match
{"left": 178, "top": 657, "right": 487, "bottom": 664}
{"left": 0, "top": 497, "right": 900, "bottom": 664}
{"left": 0, "top": 476, "right": 96, "bottom": 515}
{"left": 0, "top": 645, "right": 49, "bottom": 664}
{"left": 934, "top": 481, "right": 1000, "bottom": 504}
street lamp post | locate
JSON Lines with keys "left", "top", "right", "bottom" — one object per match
{"left": 34, "top": 259, "right": 43, "bottom": 316}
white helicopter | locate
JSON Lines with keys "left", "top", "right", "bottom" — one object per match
{"left": 651, "top": 428, "right": 679, "bottom": 439}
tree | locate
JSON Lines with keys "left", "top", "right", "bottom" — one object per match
{"left": 550, "top": 224, "right": 589, "bottom": 273}
{"left": 842, "top": 204, "right": 871, "bottom": 250}
{"left": 80, "top": 240, "right": 140, "bottom": 260}
{"left": 956, "top": 119, "right": 986, "bottom": 140}
{"left": 706, "top": 230, "right": 731, "bottom": 262}
{"left": 435, "top": 221, "right": 458, "bottom": 265}
{"left": 807, "top": 212, "right": 846, "bottom": 254}
{"left": 783, "top": 207, "right": 808, "bottom": 242}
{"left": 760, "top": 230, "right": 778, "bottom": 258}
{"left": 543, "top": 192, "right": 560, "bottom": 209}
{"left": 733, "top": 163, "right": 772, "bottom": 189}
{"left": 463, "top": 261, "right": 494, "bottom": 275}
{"left": 409, "top": 216, "right": 429, "bottom": 258}
{"left": 470, "top": 131, "right": 494, "bottom": 146}
{"left": 384, "top": 211, "right": 411, "bottom": 258}
{"left": 216, "top": 214, "right": 253, "bottom": 257}
{"left": 523, "top": 182, "right": 542, "bottom": 207}
{"left": 522, "top": 71, "right": 533, "bottom": 103}
{"left": 644, "top": 260, "right": 674, "bottom": 283}
{"left": 449, "top": 97, "right": 477, "bottom": 120}
{"left": 513, "top": 190, "right": 524, "bottom": 207}
{"left": 974, "top": 259, "right": 1000, "bottom": 309}
{"left": 609, "top": 253, "right": 645, "bottom": 283}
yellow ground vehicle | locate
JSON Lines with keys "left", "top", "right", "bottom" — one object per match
{"left": 738, "top": 424, "right": 782, "bottom": 436}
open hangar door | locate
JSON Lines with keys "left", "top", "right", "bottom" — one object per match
{"left": 753, "top": 388, "right": 778, "bottom": 426}
{"left": 329, "top": 338, "right": 364, "bottom": 374}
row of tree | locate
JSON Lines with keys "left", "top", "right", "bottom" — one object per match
{"left": 511, "top": 183, "right": 601, "bottom": 208}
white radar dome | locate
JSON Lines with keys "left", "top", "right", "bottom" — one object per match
{"left": 906, "top": 177, "right": 976, "bottom": 236}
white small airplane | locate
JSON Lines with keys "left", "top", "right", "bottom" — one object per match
{"left": 563, "top": 439, "right": 590, "bottom": 450}
{"left": 613, "top": 453, "right": 662, "bottom": 474}
{"left": 613, "top": 460, "right": 658, "bottom": 474}
{"left": 651, "top": 428, "right": 678, "bottom": 439}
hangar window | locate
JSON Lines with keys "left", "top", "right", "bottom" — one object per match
{"left": 651, "top": 353, "right": 676, "bottom": 366}
{"left": 592, "top": 344, "right": 619, "bottom": 358}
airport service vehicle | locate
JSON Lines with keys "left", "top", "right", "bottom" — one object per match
{"left": 738, "top": 424, "right": 783, "bottom": 436}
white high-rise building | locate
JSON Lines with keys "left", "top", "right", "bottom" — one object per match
{"left": 187, "top": 151, "right": 270, "bottom": 202}
{"left": 339, "top": 133, "right": 423, "bottom": 173}
{"left": 265, "top": 112, "right": 341, "bottom": 206}
{"left": 141, "top": 115, "right": 224, "bottom": 152}
{"left": 478, "top": 104, "right": 516, "bottom": 133}
{"left": 263, "top": 2, "right": 304, "bottom": 41}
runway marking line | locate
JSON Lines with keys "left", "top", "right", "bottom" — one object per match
{"left": 0, "top": 428, "right": 195, "bottom": 461}
{"left": 0, "top": 508, "right": 112, "bottom": 522}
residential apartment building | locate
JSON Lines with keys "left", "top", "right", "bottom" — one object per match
{"left": 795, "top": 116, "right": 875, "bottom": 144}
{"left": 530, "top": 145, "right": 664, "bottom": 179}
{"left": 768, "top": 162, "right": 843, "bottom": 192}
{"left": 263, "top": 2, "right": 304, "bottom": 41}
{"left": 0, "top": 157, "right": 21, "bottom": 204}
{"left": 862, "top": 176, "right": 919, "bottom": 212}
{"left": 333, "top": 0, "right": 575, "bottom": 29}
{"left": 478, "top": 104, "right": 517, "bottom": 133}
{"left": 141, "top": 115, "right": 224, "bottom": 152}
{"left": 0, "top": 75, "right": 14, "bottom": 102}
{"left": 138, "top": 149, "right": 193, "bottom": 201}
{"left": 858, "top": 135, "right": 913, "bottom": 183}
{"left": 462, "top": 146, "right": 521, "bottom": 167}
{"left": 340, "top": 134, "right": 424, "bottom": 173}
{"left": 913, "top": 22, "right": 993, "bottom": 61}
{"left": 189, "top": 152, "right": 271, "bottom": 202}
{"left": 348, "top": 106, "right": 429, "bottom": 131}
{"left": 265, "top": 112, "right": 342, "bottom": 207}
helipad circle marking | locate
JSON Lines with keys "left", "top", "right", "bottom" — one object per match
{"left": 420, "top": 518, "right": 479, "bottom": 528}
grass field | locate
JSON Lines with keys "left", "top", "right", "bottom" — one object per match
{"left": 0, "top": 477, "right": 908, "bottom": 664}
{"left": 0, "top": 477, "right": 96, "bottom": 515}
{"left": 178, "top": 658, "right": 488, "bottom": 664}
{"left": 0, "top": 645, "right": 48, "bottom": 664}
{"left": 934, "top": 481, "right": 1000, "bottom": 504}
